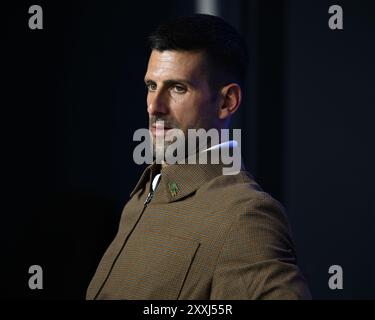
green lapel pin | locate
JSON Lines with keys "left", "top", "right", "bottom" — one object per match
{"left": 168, "top": 182, "right": 179, "bottom": 197}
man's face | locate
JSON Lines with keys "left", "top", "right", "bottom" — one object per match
{"left": 144, "top": 50, "right": 220, "bottom": 159}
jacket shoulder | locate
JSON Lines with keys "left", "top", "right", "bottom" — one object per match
{"left": 198, "top": 170, "right": 284, "bottom": 214}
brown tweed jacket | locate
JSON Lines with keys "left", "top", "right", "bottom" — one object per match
{"left": 86, "top": 160, "right": 311, "bottom": 300}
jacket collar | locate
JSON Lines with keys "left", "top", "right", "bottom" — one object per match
{"left": 129, "top": 162, "right": 160, "bottom": 198}
{"left": 129, "top": 146, "right": 245, "bottom": 203}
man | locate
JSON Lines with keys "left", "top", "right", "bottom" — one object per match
{"left": 86, "top": 14, "right": 311, "bottom": 300}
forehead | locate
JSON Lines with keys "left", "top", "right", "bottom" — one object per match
{"left": 145, "top": 50, "right": 207, "bottom": 82}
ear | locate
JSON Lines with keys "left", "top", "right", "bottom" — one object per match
{"left": 217, "top": 83, "right": 242, "bottom": 120}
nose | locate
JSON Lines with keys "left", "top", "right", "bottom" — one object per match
{"left": 147, "top": 90, "right": 169, "bottom": 116}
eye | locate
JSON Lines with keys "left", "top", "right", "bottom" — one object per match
{"left": 172, "top": 85, "right": 187, "bottom": 94}
{"left": 146, "top": 83, "right": 157, "bottom": 92}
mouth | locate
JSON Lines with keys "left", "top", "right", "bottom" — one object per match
{"left": 151, "top": 124, "right": 173, "bottom": 137}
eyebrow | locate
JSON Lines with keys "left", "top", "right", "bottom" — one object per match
{"left": 144, "top": 78, "right": 194, "bottom": 87}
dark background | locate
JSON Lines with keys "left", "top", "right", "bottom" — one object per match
{"left": 3, "top": 0, "right": 374, "bottom": 299}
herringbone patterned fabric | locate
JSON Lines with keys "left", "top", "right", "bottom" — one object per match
{"left": 86, "top": 161, "right": 311, "bottom": 300}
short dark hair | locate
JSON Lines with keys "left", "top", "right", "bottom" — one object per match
{"left": 148, "top": 14, "right": 248, "bottom": 91}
